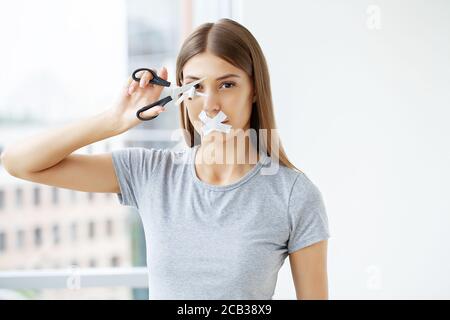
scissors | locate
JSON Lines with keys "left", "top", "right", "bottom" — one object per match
{"left": 132, "top": 68, "right": 206, "bottom": 121}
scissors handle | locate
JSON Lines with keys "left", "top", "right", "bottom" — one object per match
{"left": 132, "top": 68, "right": 171, "bottom": 87}
{"left": 132, "top": 67, "right": 172, "bottom": 121}
{"left": 136, "top": 96, "right": 173, "bottom": 121}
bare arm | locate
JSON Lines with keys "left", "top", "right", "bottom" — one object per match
{"left": 2, "top": 111, "right": 119, "bottom": 175}
{"left": 289, "top": 240, "right": 329, "bottom": 300}
{"left": 0, "top": 67, "right": 168, "bottom": 193}
{"left": 1, "top": 111, "right": 122, "bottom": 193}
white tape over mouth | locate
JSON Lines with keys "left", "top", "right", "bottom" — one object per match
{"left": 199, "top": 110, "right": 232, "bottom": 136}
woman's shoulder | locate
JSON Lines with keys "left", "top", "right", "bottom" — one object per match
{"left": 286, "top": 169, "right": 324, "bottom": 209}
{"left": 261, "top": 156, "right": 323, "bottom": 199}
{"left": 260, "top": 156, "right": 303, "bottom": 184}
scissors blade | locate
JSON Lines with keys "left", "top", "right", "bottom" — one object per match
{"left": 170, "top": 77, "right": 207, "bottom": 100}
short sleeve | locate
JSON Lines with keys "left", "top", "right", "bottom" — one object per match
{"left": 111, "top": 147, "right": 163, "bottom": 209}
{"left": 287, "top": 173, "right": 331, "bottom": 254}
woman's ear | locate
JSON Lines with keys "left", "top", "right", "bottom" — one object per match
{"left": 252, "top": 94, "right": 257, "bottom": 103}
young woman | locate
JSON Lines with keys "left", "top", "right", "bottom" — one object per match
{"left": 1, "top": 18, "right": 330, "bottom": 300}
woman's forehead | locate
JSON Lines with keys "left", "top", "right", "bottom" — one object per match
{"left": 183, "top": 52, "right": 244, "bottom": 78}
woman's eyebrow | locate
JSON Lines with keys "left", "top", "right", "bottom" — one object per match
{"left": 184, "top": 73, "right": 240, "bottom": 81}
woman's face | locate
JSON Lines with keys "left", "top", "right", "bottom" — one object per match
{"left": 181, "top": 51, "right": 255, "bottom": 142}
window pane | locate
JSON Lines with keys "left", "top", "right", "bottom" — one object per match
{"left": 52, "top": 188, "right": 59, "bottom": 205}
{"left": 33, "top": 188, "right": 41, "bottom": 207}
{"left": 34, "top": 227, "right": 42, "bottom": 247}
{"left": 0, "top": 190, "right": 5, "bottom": 210}
{"left": 0, "top": 231, "right": 6, "bottom": 252}
{"left": 88, "top": 221, "right": 95, "bottom": 240}
{"left": 52, "top": 225, "right": 60, "bottom": 245}
{"left": 15, "top": 188, "right": 23, "bottom": 209}
{"left": 16, "top": 230, "right": 25, "bottom": 249}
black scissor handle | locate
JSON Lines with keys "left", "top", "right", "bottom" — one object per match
{"left": 136, "top": 96, "right": 173, "bottom": 121}
{"left": 132, "top": 68, "right": 171, "bottom": 87}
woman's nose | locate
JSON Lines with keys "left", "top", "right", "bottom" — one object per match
{"left": 202, "top": 90, "right": 221, "bottom": 116}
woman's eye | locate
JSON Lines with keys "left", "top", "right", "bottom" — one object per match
{"left": 186, "top": 82, "right": 234, "bottom": 94}
{"left": 221, "top": 82, "right": 235, "bottom": 89}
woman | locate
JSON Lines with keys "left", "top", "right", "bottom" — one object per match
{"left": 1, "top": 18, "right": 330, "bottom": 300}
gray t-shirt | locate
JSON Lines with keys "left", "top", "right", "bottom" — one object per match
{"left": 111, "top": 144, "right": 330, "bottom": 300}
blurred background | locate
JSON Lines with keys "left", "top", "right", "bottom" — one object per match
{"left": 0, "top": 0, "right": 449, "bottom": 299}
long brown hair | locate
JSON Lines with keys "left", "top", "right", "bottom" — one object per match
{"left": 175, "top": 18, "right": 301, "bottom": 172}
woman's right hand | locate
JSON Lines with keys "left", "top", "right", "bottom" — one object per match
{"left": 108, "top": 66, "right": 169, "bottom": 133}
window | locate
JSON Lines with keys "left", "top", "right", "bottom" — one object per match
{"left": 33, "top": 187, "right": 41, "bottom": 206}
{"left": 106, "top": 219, "right": 113, "bottom": 237}
{"left": 0, "top": 0, "right": 192, "bottom": 299}
{"left": 52, "top": 187, "right": 59, "bottom": 205}
{"left": 88, "top": 221, "right": 95, "bottom": 240}
{"left": 110, "top": 256, "right": 120, "bottom": 267}
{"left": 34, "top": 227, "right": 42, "bottom": 247}
{"left": 89, "top": 259, "right": 97, "bottom": 268}
{"left": 70, "top": 222, "right": 77, "bottom": 242}
{"left": 52, "top": 224, "right": 60, "bottom": 245}
{"left": 15, "top": 188, "right": 23, "bottom": 209}
{"left": 16, "top": 229, "right": 25, "bottom": 249}
{"left": 0, "top": 189, "right": 5, "bottom": 210}
{"left": 0, "top": 231, "right": 6, "bottom": 253}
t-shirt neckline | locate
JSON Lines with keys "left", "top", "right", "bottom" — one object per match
{"left": 189, "top": 144, "right": 269, "bottom": 191}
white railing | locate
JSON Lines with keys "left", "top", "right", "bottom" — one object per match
{"left": 0, "top": 267, "right": 148, "bottom": 289}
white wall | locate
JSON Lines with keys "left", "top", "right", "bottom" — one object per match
{"left": 240, "top": 0, "right": 450, "bottom": 299}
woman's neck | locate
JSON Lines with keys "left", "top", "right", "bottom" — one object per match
{"left": 194, "top": 137, "right": 260, "bottom": 186}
